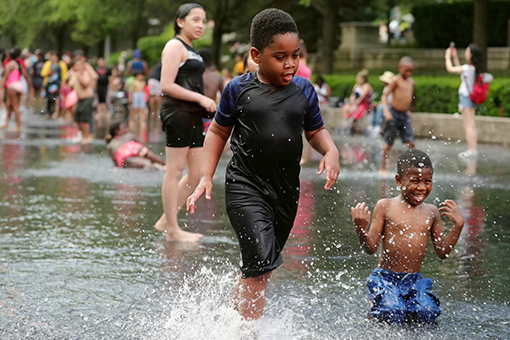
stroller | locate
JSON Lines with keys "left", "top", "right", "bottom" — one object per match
{"left": 335, "top": 92, "right": 377, "bottom": 134}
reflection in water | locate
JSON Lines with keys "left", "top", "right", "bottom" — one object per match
{"left": 286, "top": 179, "right": 316, "bottom": 272}
{"left": 1, "top": 115, "right": 509, "bottom": 339}
{"left": 457, "top": 159, "right": 487, "bottom": 278}
{"left": 457, "top": 186, "right": 487, "bottom": 277}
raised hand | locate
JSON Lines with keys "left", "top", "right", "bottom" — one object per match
{"left": 439, "top": 200, "right": 464, "bottom": 228}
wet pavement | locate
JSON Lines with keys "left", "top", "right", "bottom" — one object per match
{"left": 1, "top": 109, "right": 509, "bottom": 339}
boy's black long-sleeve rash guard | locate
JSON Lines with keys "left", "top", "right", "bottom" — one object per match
{"left": 215, "top": 72, "right": 324, "bottom": 202}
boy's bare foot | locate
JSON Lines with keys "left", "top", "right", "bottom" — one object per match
{"left": 166, "top": 229, "right": 203, "bottom": 243}
{"left": 15, "top": 125, "right": 23, "bottom": 132}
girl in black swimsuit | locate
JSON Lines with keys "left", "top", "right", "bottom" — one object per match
{"left": 154, "top": 3, "right": 216, "bottom": 242}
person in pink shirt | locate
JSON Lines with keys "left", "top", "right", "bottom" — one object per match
{"left": 2, "top": 48, "right": 32, "bottom": 130}
{"left": 295, "top": 40, "right": 312, "bottom": 81}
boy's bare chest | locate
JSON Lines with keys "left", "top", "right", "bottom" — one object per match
{"left": 384, "top": 210, "right": 433, "bottom": 242}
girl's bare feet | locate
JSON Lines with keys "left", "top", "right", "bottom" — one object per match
{"left": 154, "top": 215, "right": 203, "bottom": 242}
{"left": 154, "top": 215, "right": 166, "bottom": 232}
{"left": 166, "top": 229, "right": 203, "bottom": 243}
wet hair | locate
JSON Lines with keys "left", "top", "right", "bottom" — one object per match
{"left": 199, "top": 48, "right": 213, "bottom": 67}
{"left": 397, "top": 149, "right": 433, "bottom": 178}
{"left": 105, "top": 121, "right": 124, "bottom": 144}
{"left": 174, "top": 3, "right": 204, "bottom": 36}
{"left": 10, "top": 48, "right": 21, "bottom": 60}
{"left": 134, "top": 71, "right": 145, "bottom": 78}
{"left": 250, "top": 9, "right": 299, "bottom": 52}
{"left": 357, "top": 69, "right": 369, "bottom": 83}
{"left": 468, "top": 43, "right": 484, "bottom": 80}
{"left": 316, "top": 75, "right": 325, "bottom": 87}
{"left": 104, "top": 120, "right": 126, "bottom": 144}
{"left": 399, "top": 56, "right": 414, "bottom": 66}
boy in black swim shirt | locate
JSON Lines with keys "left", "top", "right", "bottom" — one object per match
{"left": 187, "top": 9, "right": 340, "bottom": 321}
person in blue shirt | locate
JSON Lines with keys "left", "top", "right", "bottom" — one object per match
{"left": 187, "top": 8, "right": 340, "bottom": 321}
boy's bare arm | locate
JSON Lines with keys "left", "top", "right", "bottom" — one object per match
{"left": 86, "top": 63, "right": 99, "bottom": 81}
{"left": 381, "top": 79, "right": 397, "bottom": 120}
{"left": 77, "top": 71, "right": 91, "bottom": 88}
{"left": 305, "top": 127, "right": 340, "bottom": 190}
{"left": 431, "top": 200, "right": 465, "bottom": 259}
{"left": 187, "top": 120, "right": 232, "bottom": 213}
{"left": 351, "top": 200, "right": 385, "bottom": 254}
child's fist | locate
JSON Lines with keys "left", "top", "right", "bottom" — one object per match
{"left": 439, "top": 200, "right": 465, "bottom": 228}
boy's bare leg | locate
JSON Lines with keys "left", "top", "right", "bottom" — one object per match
{"left": 128, "top": 109, "right": 137, "bottom": 134}
{"left": 77, "top": 122, "right": 92, "bottom": 144}
{"left": 405, "top": 141, "right": 415, "bottom": 150}
{"left": 231, "top": 272, "right": 271, "bottom": 321}
{"left": 379, "top": 143, "right": 392, "bottom": 176}
{"left": 139, "top": 108, "right": 148, "bottom": 142}
{"left": 157, "top": 146, "right": 203, "bottom": 242}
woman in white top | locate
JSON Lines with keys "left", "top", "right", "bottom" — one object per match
{"left": 445, "top": 44, "right": 484, "bottom": 158}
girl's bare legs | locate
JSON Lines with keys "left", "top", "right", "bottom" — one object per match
{"left": 5, "top": 89, "right": 22, "bottom": 130}
{"left": 156, "top": 146, "right": 203, "bottom": 242}
{"left": 462, "top": 107, "right": 477, "bottom": 153}
{"left": 231, "top": 272, "right": 272, "bottom": 321}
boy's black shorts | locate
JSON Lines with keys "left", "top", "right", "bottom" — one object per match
{"left": 74, "top": 97, "right": 94, "bottom": 123}
{"left": 226, "top": 183, "right": 298, "bottom": 279}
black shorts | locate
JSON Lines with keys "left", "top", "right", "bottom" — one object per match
{"left": 160, "top": 99, "right": 205, "bottom": 148}
{"left": 226, "top": 183, "right": 298, "bottom": 279}
{"left": 75, "top": 97, "right": 94, "bottom": 123}
{"left": 97, "top": 86, "right": 108, "bottom": 103}
{"left": 383, "top": 106, "right": 415, "bottom": 145}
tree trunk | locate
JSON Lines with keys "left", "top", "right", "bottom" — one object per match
{"left": 321, "top": 9, "right": 336, "bottom": 74}
{"left": 212, "top": 21, "right": 224, "bottom": 69}
{"left": 211, "top": 0, "right": 226, "bottom": 68}
{"left": 473, "top": 0, "right": 489, "bottom": 70}
{"left": 53, "top": 25, "right": 66, "bottom": 58}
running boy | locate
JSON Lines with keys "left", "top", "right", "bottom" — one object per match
{"left": 187, "top": 9, "right": 340, "bottom": 321}
{"left": 379, "top": 56, "right": 416, "bottom": 176}
{"left": 351, "top": 149, "right": 465, "bottom": 324}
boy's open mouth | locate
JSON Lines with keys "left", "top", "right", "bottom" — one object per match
{"left": 282, "top": 73, "right": 293, "bottom": 82}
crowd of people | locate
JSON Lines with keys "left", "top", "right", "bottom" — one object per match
{"left": 2, "top": 3, "right": 490, "bottom": 331}
{"left": 0, "top": 47, "right": 163, "bottom": 144}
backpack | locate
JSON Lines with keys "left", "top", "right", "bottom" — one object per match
{"left": 469, "top": 73, "right": 489, "bottom": 104}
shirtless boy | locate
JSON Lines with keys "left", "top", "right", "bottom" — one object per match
{"left": 129, "top": 72, "right": 148, "bottom": 139}
{"left": 351, "top": 149, "right": 465, "bottom": 324}
{"left": 69, "top": 59, "right": 98, "bottom": 144}
{"left": 380, "top": 56, "right": 416, "bottom": 176}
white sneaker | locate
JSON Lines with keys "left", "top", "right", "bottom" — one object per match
{"left": 458, "top": 150, "right": 478, "bottom": 159}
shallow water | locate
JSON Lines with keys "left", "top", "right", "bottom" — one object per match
{"left": 1, "top": 113, "right": 509, "bottom": 339}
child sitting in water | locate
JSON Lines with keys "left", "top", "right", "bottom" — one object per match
{"left": 351, "top": 149, "right": 465, "bottom": 324}
{"left": 105, "top": 121, "right": 165, "bottom": 170}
